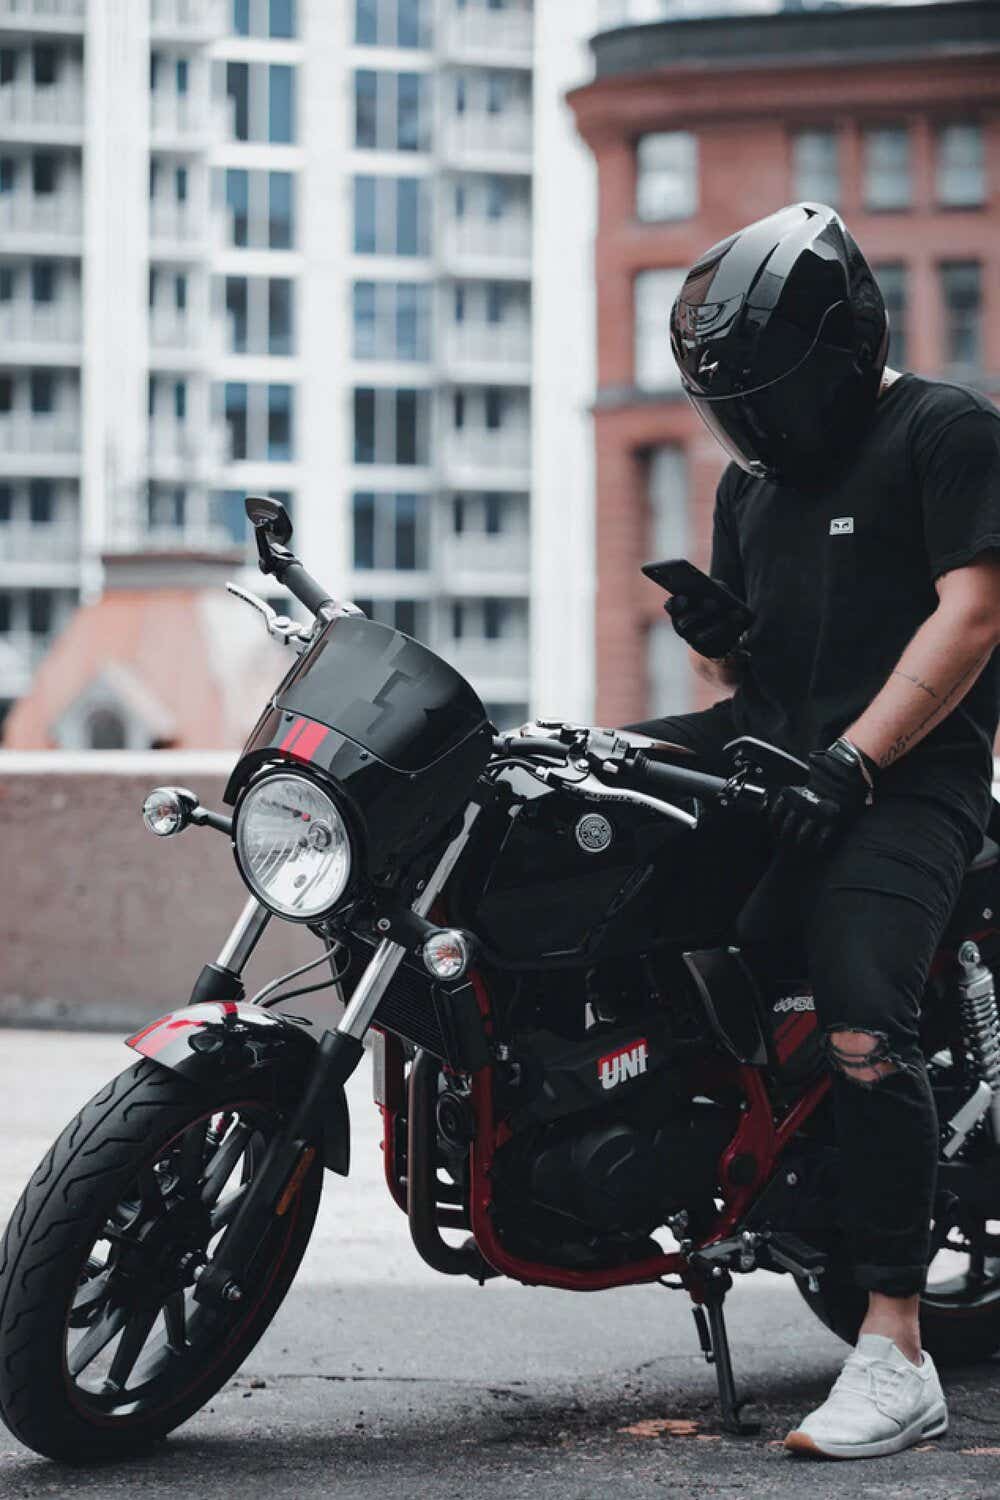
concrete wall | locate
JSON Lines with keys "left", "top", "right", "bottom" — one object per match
{"left": 0, "top": 753, "right": 328, "bottom": 1031}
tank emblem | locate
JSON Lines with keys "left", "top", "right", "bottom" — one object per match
{"left": 598, "top": 1039, "right": 649, "bottom": 1090}
{"left": 575, "top": 812, "right": 613, "bottom": 854}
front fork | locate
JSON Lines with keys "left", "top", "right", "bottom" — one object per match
{"left": 192, "top": 803, "right": 481, "bottom": 1308}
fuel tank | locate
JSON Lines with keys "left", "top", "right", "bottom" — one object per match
{"left": 449, "top": 767, "right": 734, "bottom": 966}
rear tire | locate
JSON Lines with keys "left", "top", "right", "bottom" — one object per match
{"left": 0, "top": 1058, "right": 322, "bottom": 1461}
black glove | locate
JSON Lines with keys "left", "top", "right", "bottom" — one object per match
{"left": 664, "top": 583, "right": 752, "bottom": 661}
{"left": 769, "top": 738, "right": 877, "bottom": 854}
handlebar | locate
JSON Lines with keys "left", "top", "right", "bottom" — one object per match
{"left": 278, "top": 559, "right": 336, "bottom": 619}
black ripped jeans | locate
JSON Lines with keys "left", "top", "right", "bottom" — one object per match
{"left": 628, "top": 700, "right": 987, "bottom": 1298}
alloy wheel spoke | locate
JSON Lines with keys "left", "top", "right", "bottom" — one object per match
{"left": 104, "top": 1302, "right": 160, "bottom": 1393}
{"left": 71, "top": 1266, "right": 113, "bottom": 1323}
{"left": 163, "top": 1290, "right": 188, "bottom": 1353}
{"left": 201, "top": 1121, "right": 253, "bottom": 1208}
{"left": 67, "top": 1302, "right": 128, "bottom": 1377}
{"left": 210, "top": 1183, "right": 249, "bottom": 1233}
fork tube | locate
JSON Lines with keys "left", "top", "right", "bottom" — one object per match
{"left": 335, "top": 802, "right": 481, "bottom": 1043}
{"left": 216, "top": 896, "right": 271, "bottom": 972}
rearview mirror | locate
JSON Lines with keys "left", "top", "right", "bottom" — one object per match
{"left": 245, "top": 494, "right": 293, "bottom": 545}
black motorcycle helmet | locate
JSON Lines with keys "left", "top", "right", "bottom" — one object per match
{"left": 669, "top": 202, "right": 889, "bottom": 487}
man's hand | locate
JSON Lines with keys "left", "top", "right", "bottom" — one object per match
{"left": 664, "top": 582, "right": 752, "bottom": 661}
{"left": 770, "top": 738, "right": 876, "bottom": 853}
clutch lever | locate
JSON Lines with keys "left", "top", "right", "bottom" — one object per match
{"left": 226, "top": 582, "right": 315, "bottom": 653}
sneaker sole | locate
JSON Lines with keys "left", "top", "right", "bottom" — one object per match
{"left": 784, "top": 1404, "right": 948, "bottom": 1460}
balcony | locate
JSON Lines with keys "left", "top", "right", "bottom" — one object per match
{"left": 149, "top": 200, "right": 217, "bottom": 258}
{"left": 442, "top": 7, "right": 533, "bottom": 68}
{"left": 0, "top": 192, "right": 82, "bottom": 248}
{"left": 0, "top": 414, "right": 79, "bottom": 463}
{"left": 0, "top": 521, "right": 78, "bottom": 563}
{"left": 442, "top": 112, "right": 533, "bottom": 172}
{"left": 444, "top": 429, "right": 531, "bottom": 487}
{"left": 0, "top": 299, "right": 81, "bottom": 356}
{"left": 0, "top": 82, "right": 84, "bottom": 141}
{"left": 150, "top": 91, "right": 228, "bottom": 148}
{"left": 0, "top": 0, "right": 85, "bottom": 33}
{"left": 439, "top": 530, "right": 530, "bottom": 587}
{"left": 440, "top": 636, "right": 530, "bottom": 688}
{"left": 147, "top": 420, "right": 226, "bottom": 481}
{"left": 0, "top": 631, "right": 51, "bottom": 698}
{"left": 150, "top": 0, "right": 227, "bottom": 41}
{"left": 148, "top": 306, "right": 218, "bottom": 363}
{"left": 442, "top": 217, "right": 532, "bottom": 278}
{"left": 444, "top": 322, "right": 531, "bottom": 381}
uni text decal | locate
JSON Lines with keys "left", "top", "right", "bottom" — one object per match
{"left": 598, "top": 1039, "right": 649, "bottom": 1091}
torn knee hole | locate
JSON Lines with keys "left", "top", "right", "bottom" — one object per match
{"left": 824, "top": 1027, "right": 901, "bottom": 1085}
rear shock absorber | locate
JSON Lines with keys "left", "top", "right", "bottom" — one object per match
{"left": 956, "top": 941, "right": 1000, "bottom": 1142}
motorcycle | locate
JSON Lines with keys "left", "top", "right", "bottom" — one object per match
{"left": 3, "top": 493, "right": 1000, "bottom": 1461}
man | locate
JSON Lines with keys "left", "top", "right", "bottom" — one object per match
{"left": 632, "top": 203, "right": 1000, "bottom": 1459}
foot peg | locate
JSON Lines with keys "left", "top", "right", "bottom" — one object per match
{"left": 690, "top": 1274, "right": 761, "bottom": 1436}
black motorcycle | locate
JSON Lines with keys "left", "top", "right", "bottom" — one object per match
{"left": 3, "top": 494, "right": 1000, "bottom": 1461}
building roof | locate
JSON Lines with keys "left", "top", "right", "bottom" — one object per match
{"left": 591, "top": 0, "right": 1000, "bottom": 80}
{"left": 2, "top": 553, "right": 289, "bottom": 751}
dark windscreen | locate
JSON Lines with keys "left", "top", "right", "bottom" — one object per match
{"left": 275, "top": 616, "right": 488, "bottom": 774}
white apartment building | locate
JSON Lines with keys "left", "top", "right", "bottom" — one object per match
{"left": 0, "top": 0, "right": 553, "bottom": 740}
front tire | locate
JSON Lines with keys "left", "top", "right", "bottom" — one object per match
{"left": 0, "top": 1058, "right": 322, "bottom": 1461}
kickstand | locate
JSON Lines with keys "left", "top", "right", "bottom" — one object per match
{"left": 690, "top": 1274, "right": 761, "bottom": 1436}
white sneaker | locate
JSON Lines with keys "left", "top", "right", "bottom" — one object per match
{"left": 785, "top": 1333, "right": 948, "bottom": 1460}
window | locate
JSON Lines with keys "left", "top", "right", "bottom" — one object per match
{"left": 227, "top": 62, "right": 295, "bottom": 144}
{"left": 221, "top": 382, "right": 296, "bottom": 461}
{"left": 647, "top": 446, "right": 691, "bottom": 713}
{"left": 485, "top": 176, "right": 506, "bottom": 220}
{"left": 875, "top": 264, "right": 907, "bottom": 370}
{"left": 27, "top": 588, "right": 52, "bottom": 636}
{"left": 353, "top": 175, "right": 430, "bottom": 256}
{"left": 0, "top": 159, "right": 15, "bottom": 195}
{"left": 940, "top": 262, "right": 982, "bottom": 372}
{"left": 30, "top": 370, "right": 54, "bottom": 413}
{"left": 353, "top": 387, "right": 430, "bottom": 466}
{"left": 0, "top": 592, "right": 9, "bottom": 631}
{"left": 28, "top": 479, "right": 52, "bottom": 525}
{"left": 0, "top": 375, "right": 12, "bottom": 413}
{"left": 354, "top": 596, "right": 427, "bottom": 637}
{"left": 484, "top": 493, "right": 502, "bottom": 534}
{"left": 634, "top": 268, "right": 685, "bottom": 391}
{"left": 224, "top": 382, "right": 247, "bottom": 459}
{"left": 173, "top": 380, "right": 186, "bottom": 421}
{"left": 225, "top": 276, "right": 295, "bottom": 355}
{"left": 486, "top": 282, "right": 505, "bottom": 324}
{"left": 0, "top": 485, "right": 10, "bottom": 523}
{"left": 453, "top": 390, "right": 465, "bottom": 429}
{"left": 176, "top": 57, "right": 188, "bottom": 94}
{"left": 636, "top": 132, "right": 697, "bottom": 222}
{"left": 269, "top": 65, "right": 294, "bottom": 143}
{"left": 792, "top": 128, "right": 839, "bottom": 206}
{"left": 0, "top": 49, "right": 16, "bottom": 85}
{"left": 31, "top": 261, "right": 54, "bottom": 303}
{"left": 0, "top": 268, "right": 11, "bottom": 302}
{"left": 225, "top": 168, "right": 248, "bottom": 246}
{"left": 352, "top": 280, "right": 430, "bottom": 361}
{"left": 936, "top": 124, "right": 985, "bottom": 209}
{"left": 222, "top": 168, "right": 294, "bottom": 249}
{"left": 483, "top": 598, "right": 506, "bottom": 639}
{"left": 484, "top": 387, "right": 503, "bottom": 430}
{"left": 175, "top": 165, "right": 187, "bottom": 203}
{"left": 268, "top": 384, "right": 292, "bottom": 460}
{"left": 174, "top": 273, "right": 187, "bottom": 312}
{"left": 454, "top": 285, "right": 465, "bottom": 323}
{"left": 32, "top": 154, "right": 57, "bottom": 195}
{"left": 353, "top": 70, "right": 430, "bottom": 152}
{"left": 33, "top": 44, "right": 57, "bottom": 86}
{"left": 234, "top": 0, "right": 295, "bottom": 38}
{"left": 87, "top": 709, "right": 127, "bottom": 750}
{"left": 147, "top": 483, "right": 186, "bottom": 530}
{"left": 352, "top": 490, "right": 428, "bottom": 570}
{"left": 487, "top": 72, "right": 505, "bottom": 115}
{"left": 863, "top": 126, "right": 911, "bottom": 211}
{"left": 355, "top": 0, "right": 430, "bottom": 48}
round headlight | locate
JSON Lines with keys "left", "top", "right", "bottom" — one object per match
{"left": 234, "top": 772, "right": 352, "bottom": 921}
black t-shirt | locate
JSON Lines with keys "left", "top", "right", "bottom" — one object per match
{"left": 711, "top": 373, "right": 1000, "bottom": 832}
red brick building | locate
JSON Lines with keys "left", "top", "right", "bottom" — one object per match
{"left": 568, "top": 0, "right": 1000, "bottom": 726}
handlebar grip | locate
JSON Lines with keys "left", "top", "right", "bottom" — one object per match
{"left": 278, "top": 560, "right": 335, "bottom": 619}
{"left": 629, "top": 752, "right": 729, "bottom": 802}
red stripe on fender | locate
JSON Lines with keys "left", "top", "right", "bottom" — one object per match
{"left": 290, "top": 721, "right": 329, "bottom": 762}
{"left": 126, "top": 1017, "right": 165, "bottom": 1048}
{"left": 131, "top": 1018, "right": 203, "bottom": 1058}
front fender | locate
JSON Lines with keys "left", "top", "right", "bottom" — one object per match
{"left": 126, "top": 1001, "right": 350, "bottom": 1175}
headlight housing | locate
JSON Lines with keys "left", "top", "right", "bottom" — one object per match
{"left": 234, "top": 770, "right": 353, "bottom": 921}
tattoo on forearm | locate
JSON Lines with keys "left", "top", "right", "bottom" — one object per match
{"left": 878, "top": 652, "right": 990, "bottom": 768}
{"left": 891, "top": 669, "right": 938, "bottom": 701}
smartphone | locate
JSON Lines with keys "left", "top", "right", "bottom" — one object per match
{"left": 641, "top": 558, "right": 735, "bottom": 606}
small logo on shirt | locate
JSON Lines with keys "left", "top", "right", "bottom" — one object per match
{"left": 829, "top": 517, "right": 854, "bottom": 535}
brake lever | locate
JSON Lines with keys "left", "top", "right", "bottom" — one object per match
{"left": 226, "top": 582, "right": 315, "bottom": 653}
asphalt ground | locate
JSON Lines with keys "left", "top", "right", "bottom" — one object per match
{"left": 1, "top": 1028, "right": 999, "bottom": 1500}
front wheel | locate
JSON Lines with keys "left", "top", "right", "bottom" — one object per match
{"left": 0, "top": 1058, "right": 322, "bottom": 1461}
